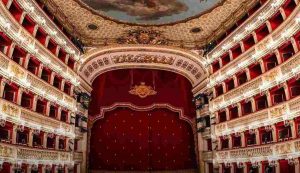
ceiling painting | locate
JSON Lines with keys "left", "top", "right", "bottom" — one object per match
{"left": 79, "top": 0, "right": 224, "bottom": 25}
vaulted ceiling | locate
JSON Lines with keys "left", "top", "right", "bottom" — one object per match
{"left": 40, "top": 0, "right": 258, "bottom": 48}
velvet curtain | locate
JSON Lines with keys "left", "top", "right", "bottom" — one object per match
{"left": 90, "top": 107, "right": 197, "bottom": 171}
{"left": 89, "top": 69, "right": 197, "bottom": 171}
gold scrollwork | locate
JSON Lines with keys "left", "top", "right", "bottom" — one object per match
{"left": 129, "top": 82, "right": 157, "bottom": 98}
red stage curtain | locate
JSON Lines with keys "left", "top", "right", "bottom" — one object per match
{"left": 89, "top": 107, "right": 197, "bottom": 171}
{"left": 89, "top": 69, "right": 195, "bottom": 119}
{"left": 0, "top": 163, "right": 10, "bottom": 173}
{"left": 279, "top": 160, "right": 295, "bottom": 173}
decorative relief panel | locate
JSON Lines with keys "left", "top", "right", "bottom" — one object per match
{"left": 112, "top": 54, "right": 175, "bottom": 65}
{"left": 2, "top": 102, "right": 20, "bottom": 118}
{"left": 216, "top": 139, "right": 300, "bottom": 163}
{"left": 289, "top": 99, "right": 300, "bottom": 113}
{"left": 0, "top": 145, "right": 13, "bottom": 158}
{"left": 0, "top": 99, "right": 74, "bottom": 137}
{"left": 0, "top": 53, "right": 75, "bottom": 109}
{"left": 0, "top": 143, "right": 72, "bottom": 162}
{"left": 214, "top": 95, "right": 300, "bottom": 137}
{"left": 229, "top": 146, "right": 272, "bottom": 159}
{"left": 202, "top": 151, "right": 213, "bottom": 161}
{"left": 211, "top": 52, "right": 300, "bottom": 112}
{"left": 274, "top": 142, "right": 293, "bottom": 155}
{"left": 269, "top": 105, "right": 287, "bottom": 119}
{"left": 73, "top": 152, "right": 83, "bottom": 161}
{"left": 227, "top": 111, "right": 268, "bottom": 129}
{"left": 281, "top": 56, "right": 300, "bottom": 74}
{"left": 10, "top": 64, "right": 25, "bottom": 79}
{"left": 79, "top": 47, "right": 207, "bottom": 87}
{"left": 0, "top": 54, "right": 9, "bottom": 69}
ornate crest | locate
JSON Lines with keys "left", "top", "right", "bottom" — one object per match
{"left": 117, "top": 30, "right": 168, "bottom": 45}
{"left": 270, "top": 105, "right": 286, "bottom": 118}
{"left": 129, "top": 82, "right": 157, "bottom": 98}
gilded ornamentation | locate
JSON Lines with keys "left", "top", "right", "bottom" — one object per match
{"left": 264, "top": 70, "right": 278, "bottom": 82}
{"left": 202, "top": 151, "right": 213, "bottom": 161}
{"left": 274, "top": 142, "right": 293, "bottom": 155}
{"left": 112, "top": 54, "right": 175, "bottom": 65}
{"left": 41, "top": 0, "right": 255, "bottom": 47}
{"left": 79, "top": 47, "right": 206, "bottom": 86}
{"left": 0, "top": 56, "right": 9, "bottom": 69}
{"left": 270, "top": 105, "right": 286, "bottom": 118}
{"left": 117, "top": 30, "right": 168, "bottom": 45}
{"left": 10, "top": 64, "right": 24, "bottom": 78}
{"left": 2, "top": 103, "right": 19, "bottom": 117}
{"left": 0, "top": 145, "right": 13, "bottom": 157}
{"left": 129, "top": 82, "right": 157, "bottom": 98}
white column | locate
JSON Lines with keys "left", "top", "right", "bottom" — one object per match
{"left": 217, "top": 138, "right": 221, "bottom": 150}
{"left": 67, "top": 112, "right": 72, "bottom": 124}
{"left": 228, "top": 136, "right": 233, "bottom": 149}
{"left": 255, "top": 129, "right": 260, "bottom": 145}
{"left": 295, "top": 162, "right": 300, "bottom": 173}
{"left": 12, "top": 125, "right": 17, "bottom": 144}
{"left": 50, "top": 72, "right": 56, "bottom": 85}
{"left": 16, "top": 88, "right": 23, "bottom": 105}
{"left": 258, "top": 162, "right": 262, "bottom": 173}
{"left": 219, "top": 164, "right": 223, "bottom": 173}
{"left": 237, "top": 103, "right": 242, "bottom": 117}
{"left": 41, "top": 165, "right": 46, "bottom": 173}
{"left": 266, "top": 91, "right": 272, "bottom": 108}
{"left": 66, "top": 138, "right": 70, "bottom": 151}
{"left": 32, "top": 95, "right": 38, "bottom": 111}
{"left": 272, "top": 125, "right": 277, "bottom": 142}
{"left": 250, "top": 99, "right": 256, "bottom": 113}
{"left": 54, "top": 165, "right": 58, "bottom": 173}
{"left": 259, "top": 59, "right": 266, "bottom": 73}
{"left": 65, "top": 166, "right": 69, "bottom": 173}
{"left": 28, "top": 129, "right": 33, "bottom": 147}
{"left": 243, "top": 165, "right": 247, "bottom": 173}
{"left": 37, "top": 64, "right": 43, "bottom": 78}
{"left": 0, "top": 80, "right": 6, "bottom": 98}
{"left": 23, "top": 54, "right": 30, "bottom": 69}
{"left": 57, "top": 107, "right": 62, "bottom": 120}
{"left": 43, "top": 133, "right": 48, "bottom": 148}
{"left": 10, "top": 165, "right": 14, "bottom": 173}
{"left": 245, "top": 68, "right": 251, "bottom": 81}
{"left": 70, "top": 85, "right": 75, "bottom": 97}
{"left": 205, "top": 162, "right": 209, "bottom": 173}
{"left": 55, "top": 136, "right": 59, "bottom": 150}
{"left": 275, "top": 161, "right": 280, "bottom": 173}
{"left": 291, "top": 120, "right": 297, "bottom": 139}
{"left": 283, "top": 83, "right": 291, "bottom": 100}
{"left": 241, "top": 133, "right": 246, "bottom": 147}
{"left": 27, "top": 165, "right": 31, "bottom": 173}
{"left": 230, "top": 165, "right": 234, "bottom": 173}
{"left": 225, "top": 108, "right": 230, "bottom": 121}
{"left": 46, "top": 102, "right": 51, "bottom": 116}
{"left": 61, "top": 79, "right": 66, "bottom": 91}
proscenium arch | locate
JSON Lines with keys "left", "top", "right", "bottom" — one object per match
{"left": 79, "top": 46, "right": 208, "bottom": 87}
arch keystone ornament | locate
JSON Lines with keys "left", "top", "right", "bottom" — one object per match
{"left": 79, "top": 46, "right": 208, "bottom": 87}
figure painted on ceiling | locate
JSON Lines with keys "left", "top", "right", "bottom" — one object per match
{"left": 82, "top": 0, "right": 188, "bottom": 20}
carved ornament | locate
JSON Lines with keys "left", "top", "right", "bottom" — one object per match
{"left": 129, "top": 82, "right": 157, "bottom": 98}
{"left": 117, "top": 30, "right": 168, "bottom": 45}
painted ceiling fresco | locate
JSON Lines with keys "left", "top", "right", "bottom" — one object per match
{"left": 79, "top": 0, "right": 223, "bottom": 25}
